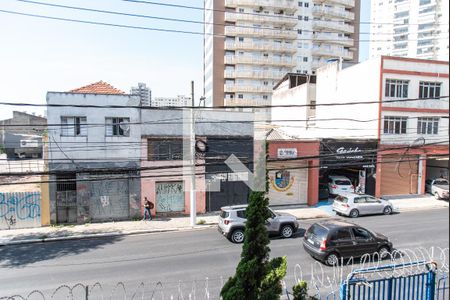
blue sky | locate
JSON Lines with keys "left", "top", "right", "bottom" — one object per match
{"left": 0, "top": 0, "right": 371, "bottom": 120}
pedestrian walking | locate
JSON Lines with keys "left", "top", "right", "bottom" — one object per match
{"left": 143, "top": 197, "right": 154, "bottom": 220}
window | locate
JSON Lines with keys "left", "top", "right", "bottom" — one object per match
{"left": 417, "top": 117, "right": 439, "bottom": 134}
{"left": 297, "top": 29, "right": 302, "bottom": 35}
{"left": 236, "top": 210, "right": 247, "bottom": 219}
{"left": 335, "top": 229, "right": 351, "bottom": 240}
{"left": 384, "top": 116, "right": 408, "bottom": 134}
{"left": 304, "top": 16, "right": 309, "bottom": 21}
{"left": 105, "top": 117, "right": 130, "bottom": 136}
{"left": 147, "top": 139, "right": 183, "bottom": 161}
{"left": 298, "top": 1, "right": 303, "bottom": 7}
{"left": 61, "top": 116, "right": 87, "bottom": 136}
{"left": 385, "top": 79, "right": 409, "bottom": 98}
{"left": 419, "top": 81, "right": 441, "bottom": 98}
{"left": 303, "top": 57, "right": 308, "bottom": 62}
{"left": 352, "top": 228, "right": 372, "bottom": 240}
{"left": 238, "top": 94, "right": 244, "bottom": 99}
{"left": 353, "top": 197, "right": 366, "bottom": 204}
{"left": 298, "top": 15, "right": 303, "bottom": 20}
{"left": 305, "top": 2, "right": 309, "bottom": 7}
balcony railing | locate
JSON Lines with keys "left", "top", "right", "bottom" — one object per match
{"left": 225, "top": 0, "right": 297, "bottom": 12}
{"left": 313, "top": 20, "right": 354, "bottom": 34}
{"left": 225, "top": 26, "right": 297, "bottom": 40}
{"left": 312, "top": 0, "right": 355, "bottom": 8}
{"left": 311, "top": 47, "right": 354, "bottom": 60}
{"left": 224, "top": 41, "right": 297, "bottom": 53}
{"left": 224, "top": 12, "right": 297, "bottom": 26}
{"left": 224, "top": 55, "right": 296, "bottom": 67}
{"left": 224, "top": 98, "right": 271, "bottom": 107}
{"left": 312, "top": 6, "right": 355, "bottom": 20}
{"left": 313, "top": 33, "right": 354, "bottom": 47}
{"left": 224, "top": 70, "right": 287, "bottom": 79}
{"left": 224, "top": 84, "right": 274, "bottom": 93}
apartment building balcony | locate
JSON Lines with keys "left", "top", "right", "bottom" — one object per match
{"left": 224, "top": 70, "right": 286, "bottom": 79}
{"left": 225, "top": 26, "right": 297, "bottom": 40}
{"left": 224, "top": 12, "right": 297, "bottom": 26}
{"left": 224, "top": 41, "right": 297, "bottom": 53}
{"left": 311, "top": 47, "right": 353, "bottom": 60}
{"left": 225, "top": 0, "right": 297, "bottom": 13}
{"left": 312, "top": 6, "right": 355, "bottom": 21}
{"left": 312, "top": 0, "right": 355, "bottom": 8}
{"left": 224, "top": 98, "right": 271, "bottom": 107}
{"left": 313, "top": 20, "right": 354, "bottom": 34}
{"left": 313, "top": 33, "right": 354, "bottom": 47}
{"left": 311, "top": 60, "right": 326, "bottom": 69}
{"left": 224, "top": 55, "right": 296, "bottom": 67}
{"left": 224, "top": 84, "right": 274, "bottom": 93}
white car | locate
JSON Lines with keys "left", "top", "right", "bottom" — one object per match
{"left": 328, "top": 175, "right": 355, "bottom": 196}
{"left": 332, "top": 193, "right": 397, "bottom": 218}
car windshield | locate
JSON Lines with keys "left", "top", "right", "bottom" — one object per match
{"left": 335, "top": 195, "right": 348, "bottom": 203}
{"left": 435, "top": 179, "right": 448, "bottom": 185}
{"left": 335, "top": 180, "right": 352, "bottom": 185}
{"left": 307, "top": 224, "right": 328, "bottom": 239}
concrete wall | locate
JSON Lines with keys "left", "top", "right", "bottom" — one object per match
{"left": 314, "top": 59, "right": 381, "bottom": 139}
{"left": 46, "top": 92, "right": 142, "bottom": 162}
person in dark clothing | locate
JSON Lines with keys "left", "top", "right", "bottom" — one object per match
{"left": 143, "top": 197, "right": 154, "bottom": 220}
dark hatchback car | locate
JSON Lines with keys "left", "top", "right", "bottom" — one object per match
{"left": 303, "top": 220, "right": 393, "bottom": 266}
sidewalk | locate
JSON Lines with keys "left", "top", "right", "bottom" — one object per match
{"left": 0, "top": 207, "right": 328, "bottom": 246}
{"left": 0, "top": 197, "right": 447, "bottom": 246}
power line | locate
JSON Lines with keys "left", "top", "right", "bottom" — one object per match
{"left": 0, "top": 95, "right": 448, "bottom": 110}
{"left": 1, "top": 154, "right": 447, "bottom": 186}
{"left": 0, "top": 8, "right": 447, "bottom": 44}
{"left": 122, "top": 0, "right": 450, "bottom": 26}
{"left": 13, "top": 0, "right": 442, "bottom": 36}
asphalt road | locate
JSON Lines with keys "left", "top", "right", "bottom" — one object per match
{"left": 0, "top": 208, "right": 448, "bottom": 299}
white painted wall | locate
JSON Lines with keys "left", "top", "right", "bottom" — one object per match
{"left": 46, "top": 93, "right": 142, "bottom": 163}
{"left": 313, "top": 59, "right": 381, "bottom": 139}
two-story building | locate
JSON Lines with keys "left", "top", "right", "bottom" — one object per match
{"left": 271, "top": 56, "right": 448, "bottom": 199}
{"left": 47, "top": 81, "right": 142, "bottom": 224}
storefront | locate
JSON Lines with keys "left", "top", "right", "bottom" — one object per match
{"left": 267, "top": 140, "right": 320, "bottom": 206}
{"left": 320, "top": 139, "right": 378, "bottom": 196}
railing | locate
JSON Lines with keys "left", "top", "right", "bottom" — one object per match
{"left": 225, "top": 0, "right": 297, "bottom": 12}
{"left": 224, "top": 98, "right": 271, "bottom": 107}
{"left": 312, "top": 6, "right": 355, "bottom": 20}
{"left": 313, "top": 20, "right": 355, "bottom": 34}
{"left": 225, "top": 26, "right": 298, "bottom": 40}
{"left": 313, "top": 33, "right": 354, "bottom": 46}
{"left": 313, "top": 0, "right": 355, "bottom": 7}
{"left": 311, "top": 47, "right": 354, "bottom": 60}
{"left": 224, "top": 55, "right": 296, "bottom": 67}
{"left": 0, "top": 159, "right": 45, "bottom": 173}
{"left": 225, "top": 41, "right": 297, "bottom": 53}
{"left": 224, "top": 70, "right": 286, "bottom": 79}
{"left": 224, "top": 84, "right": 274, "bottom": 93}
{"left": 224, "top": 12, "right": 297, "bottom": 26}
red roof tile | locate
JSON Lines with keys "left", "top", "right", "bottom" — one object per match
{"left": 69, "top": 81, "right": 126, "bottom": 95}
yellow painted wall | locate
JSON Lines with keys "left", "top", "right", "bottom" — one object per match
{"left": 40, "top": 175, "right": 50, "bottom": 226}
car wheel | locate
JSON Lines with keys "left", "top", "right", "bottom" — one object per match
{"left": 434, "top": 192, "right": 441, "bottom": 200}
{"left": 378, "top": 246, "right": 390, "bottom": 260}
{"left": 230, "top": 229, "right": 245, "bottom": 244}
{"left": 350, "top": 209, "right": 360, "bottom": 218}
{"left": 383, "top": 206, "right": 393, "bottom": 215}
{"left": 280, "top": 225, "right": 294, "bottom": 238}
{"left": 325, "top": 253, "right": 340, "bottom": 266}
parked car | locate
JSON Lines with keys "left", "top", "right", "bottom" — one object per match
{"left": 425, "top": 178, "right": 449, "bottom": 200}
{"left": 319, "top": 183, "right": 330, "bottom": 200}
{"left": 328, "top": 175, "right": 355, "bottom": 196}
{"left": 303, "top": 220, "right": 393, "bottom": 266}
{"left": 218, "top": 205, "right": 299, "bottom": 243}
{"left": 332, "top": 193, "right": 396, "bottom": 218}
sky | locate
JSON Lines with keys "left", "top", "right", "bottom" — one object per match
{"left": 0, "top": 0, "right": 371, "bottom": 121}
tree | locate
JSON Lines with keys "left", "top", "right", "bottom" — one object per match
{"left": 221, "top": 143, "right": 287, "bottom": 300}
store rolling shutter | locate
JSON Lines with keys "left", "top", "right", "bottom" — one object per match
{"left": 380, "top": 154, "right": 419, "bottom": 196}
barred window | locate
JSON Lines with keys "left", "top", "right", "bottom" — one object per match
{"left": 419, "top": 81, "right": 441, "bottom": 99}
{"left": 384, "top": 116, "right": 408, "bottom": 134}
{"left": 148, "top": 139, "right": 183, "bottom": 161}
{"left": 61, "top": 117, "right": 87, "bottom": 136}
{"left": 417, "top": 117, "right": 439, "bottom": 135}
{"left": 385, "top": 79, "right": 409, "bottom": 98}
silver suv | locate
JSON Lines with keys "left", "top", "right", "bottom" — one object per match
{"left": 218, "top": 205, "right": 299, "bottom": 243}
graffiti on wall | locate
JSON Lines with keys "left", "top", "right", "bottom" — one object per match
{"left": 0, "top": 192, "right": 41, "bottom": 230}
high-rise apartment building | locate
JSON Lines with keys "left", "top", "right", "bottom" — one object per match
{"left": 131, "top": 82, "right": 152, "bottom": 106}
{"left": 204, "top": 0, "right": 360, "bottom": 107}
{"left": 370, "top": 0, "right": 449, "bottom": 60}
{"left": 151, "top": 95, "right": 192, "bottom": 107}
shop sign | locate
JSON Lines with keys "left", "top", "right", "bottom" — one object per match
{"left": 277, "top": 148, "right": 298, "bottom": 159}
{"left": 335, "top": 146, "right": 363, "bottom": 160}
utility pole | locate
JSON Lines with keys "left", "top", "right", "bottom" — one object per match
{"left": 189, "top": 81, "right": 196, "bottom": 227}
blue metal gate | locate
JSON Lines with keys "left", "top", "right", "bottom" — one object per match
{"left": 340, "top": 261, "right": 438, "bottom": 300}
